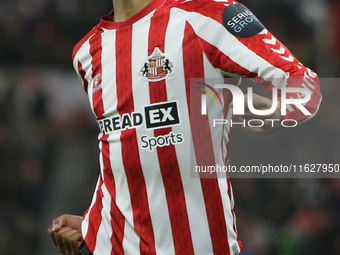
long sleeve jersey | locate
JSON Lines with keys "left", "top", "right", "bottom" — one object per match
{"left": 72, "top": 0, "right": 322, "bottom": 254}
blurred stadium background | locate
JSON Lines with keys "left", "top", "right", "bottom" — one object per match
{"left": 0, "top": 0, "right": 339, "bottom": 254}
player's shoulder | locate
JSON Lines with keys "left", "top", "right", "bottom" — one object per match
{"left": 72, "top": 25, "right": 100, "bottom": 60}
{"left": 168, "top": 0, "right": 238, "bottom": 12}
{"left": 167, "top": 0, "right": 241, "bottom": 23}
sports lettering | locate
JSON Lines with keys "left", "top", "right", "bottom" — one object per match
{"left": 140, "top": 132, "right": 184, "bottom": 151}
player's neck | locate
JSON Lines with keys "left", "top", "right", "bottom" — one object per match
{"left": 112, "top": 0, "right": 153, "bottom": 22}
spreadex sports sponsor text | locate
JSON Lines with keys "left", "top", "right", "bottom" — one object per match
{"left": 141, "top": 132, "right": 183, "bottom": 151}
{"left": 97, "top": 101, "right": 183, "bottom": 151}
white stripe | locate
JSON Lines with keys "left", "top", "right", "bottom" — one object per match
{"left": 217, "top": 177, "right": 239, "bottom": 252}
{"left": 202, "top": 54, "right": 226, "bottom": 178}
{"left": 101, "top": 30, "right": 119, "bottom": 118}
{"left": 83, "top": 140, "right": 106, "bottom": 239}
{"left": 108, "top": 135, "right": 137, "bottom": 254}
{"left": 222, "top": 108, "right": 233, "bottom": 161}
{"left": 173, "top": 8, "right": 288, "bottom": 87}
{"left": 81, "top": 176, "right": 101, "bottom": 239}
{"left": 131, "top": 12, "right": 175, "bottom": 255}
{"left": 303, "top": 77, "right": 315, "bottom": 90}
{"left": 165, "top": 10, "right": 213, "bottom": 255}
{"left": 93, "top": 184, "right": 113, "bottom": 255}
{"left": 301, "top": 83, "right": 312, "bottom": 94}
{"left": 74, "top": 39, "right": 95, "bottom": 115}
{"left": 200, "top": 52, "right": 233, "bottom": 178}
{"left": 101, "top": 28, "right": 140, "bottom": 254}
{"left": 121, "top": 221, "right": 140, "bottom": 255}
{"left": 73, "top": 35, "right": 94, "bottom": 92}
{"left": 202, "top": 52, "right": 240, "bottom": 252}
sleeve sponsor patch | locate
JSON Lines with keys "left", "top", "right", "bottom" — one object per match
{"left": 222, "top": 4, "right": 265, "bottom": 38}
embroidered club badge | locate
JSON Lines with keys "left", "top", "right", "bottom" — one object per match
{"left": 140, "top": 47, "right": 174, "bottom": 82}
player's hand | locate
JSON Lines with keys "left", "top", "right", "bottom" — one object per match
{"left": 232, "top": 93, "right": 282, "bottom": 135}
{"left": 47, "top": 214, "right": 83, "bottom": 255}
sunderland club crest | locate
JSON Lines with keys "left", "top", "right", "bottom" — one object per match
{"left": 140, "top": 47, "right": 173, "bottom": 82}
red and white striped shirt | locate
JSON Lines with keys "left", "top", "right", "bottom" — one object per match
{"left": 72, "top": 0, "right": 321, "bottom": 254}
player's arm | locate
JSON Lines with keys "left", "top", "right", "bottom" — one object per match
{"left": 179, "top": 0, "right": 322, "bottom": 131}
{"left": 47, "top": 214, "right": 83, "bottom": 255}
{"left": 223, "top": 2, "right": 322, "bottom": 129}
{"left": 228, "top": 23, "right": 322, "bottom": 126}
{"left": 225, "top": 2, "right": 322, "bottom": 124}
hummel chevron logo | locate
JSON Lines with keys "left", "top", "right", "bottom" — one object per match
{"left": 280, "top": 55, "right": 294, "bottom": 62}
{"left": 263, "top": 37, "right": 277, "bottom": 45}
{"left": 212, "top": 0, "right": 235, "bottom": 6}
{"left": 261, "top": 29, "right": 294, "bottom": 63}
{"left": 270, "top": 45, "right": 285, "bottom": 54}
{"left": 179, "top": 0, "right": 194, "bottom": 3}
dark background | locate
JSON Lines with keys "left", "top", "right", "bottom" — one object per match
{"left": 0, "top": 0, "right": 339, "bottom": 254}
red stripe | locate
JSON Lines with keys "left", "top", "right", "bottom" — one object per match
{"left": 89, "top": 28, "right": 105, "bottom": 119}
{"left": 200, "top": 178, "right": 230, "bottom": 254}
{"left": 148, "top": 10, "right": 194, "bottom": 255}
{"left": 227, "top": 179, "right": 244, "bottom": 251}
{"left": 222, "top": 87, "right": 234, "bottom": 164}
{"left": 238, "top": 31, "right": 298, "bottom": 74}
{"left": 99, "top": 134, "right": 125, "bottom": 255}
{"left": 78, "top": 61, "right": 89, "bottom": 93}
{"left": 192, "top": 84, "right": 231, "bottom": 253}
{"left": 223, "top": 88, "right": 243, "bottom": 251}
{"left": 200, "top": 39, "right": 256, "bottom": 78}
{"left": 84, "top": 177, "right": 104, "bottom": 252}
{"left": 115, "top": 26, "right": 156, "bottom": 255}
{"left": 182, "top": 22, "right": 205, "bottom": 110}
{"left": 176, "top": 0, "right": 232, "bottom": 25}
{"left": 183, "top": 22, "right": 230, "bottom": 254}
{"left": 225, "top": 129, "right": 232, "bottom": 163}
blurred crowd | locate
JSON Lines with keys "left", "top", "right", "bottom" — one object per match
{"left": 0, "top": 0, "right": 339, "bottom": 255}
{"left": 0, "top": 0, "right": 111, "bottom": 66}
